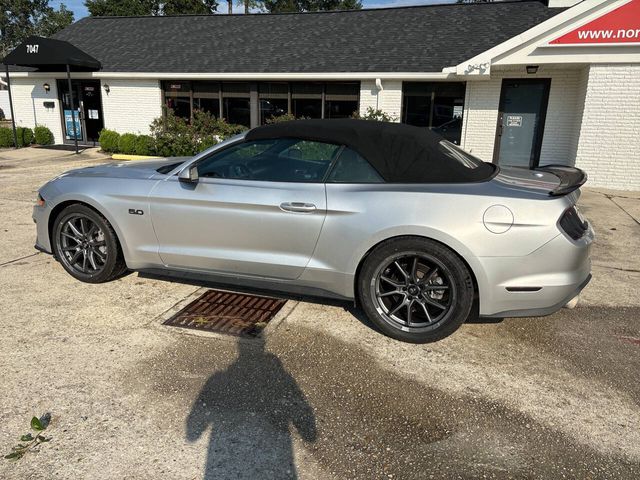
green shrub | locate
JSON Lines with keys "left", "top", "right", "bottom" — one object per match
{"left": 352, "top": 107, "right": 397, "bottom": 123}
{"left": 133, "top": 135, "right": 154, "bottom": 156}
{"left": 265, "top": 113, "right": 304, "bottom": 124}
{"left": 192, "top": 109, "right": 247, "bottom": 140}
{"left": 196, "top": 134, "right": 218, "bottom": 152}
{"left": 34, "top": 126, "right": 54, "bottom": 145}
{"left": 154, "top": 132, "right": 198, "bottom": 157}
{"left": 16, "top": 127, "right": 33, "bottom": 147}
{"left": 149, "top": 109, "right": 245, "bottom": 157}
{"left": 118, "top": 133, "right": 137, "bottom": 154}
{"left": 0, "top": 127, "right": 13, "bottom": 147}
{"left": 99, "top": 129, "right": 120, "bottom": 153}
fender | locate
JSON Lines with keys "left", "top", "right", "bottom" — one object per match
{"left": 349, "top": 225, "right": 489, "bottom": 304}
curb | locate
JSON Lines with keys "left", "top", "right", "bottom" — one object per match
{"left": 111, "top": 153, "right": 161, "bottom": 161}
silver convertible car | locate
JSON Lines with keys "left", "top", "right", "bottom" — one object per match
{"left": 33, "top": 119, "right": 593, "bottom": 343}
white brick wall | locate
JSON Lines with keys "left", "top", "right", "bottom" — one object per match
{"left": 101, "top": 79, "right": 163, "bottom": 135}
{"left": 0, "top": 90, "right": 11, "bottom": 120}
{"left": 539, "top": 68, "right": 585, "bottom": 167}
{"left": 575, "top": 64, "right": 640, "bottom": 190}
{"left": 9, "top": 78, "right": 64, "bottom": 143}
{"left": 460, "top": 77, "right": 502, "bottom": 159}
{"left": 460, "top": 67, "right": 585, "bottom": 167}
{"left": 359, "top": 80, "right": 402, "bottom": 121}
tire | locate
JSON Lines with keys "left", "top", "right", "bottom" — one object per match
{"left": 357, "top": 236, "right": 474, "bottom": 343}
{"left": 52, "top": 204, "right": 126, "bottom": 283}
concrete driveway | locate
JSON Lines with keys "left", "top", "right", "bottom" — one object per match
{"left": 0, "top": 147, "right": 639, "bottom": 479}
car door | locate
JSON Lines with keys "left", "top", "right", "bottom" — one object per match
{"left": 148, "top": 137, "right": 341, "bottom": 280}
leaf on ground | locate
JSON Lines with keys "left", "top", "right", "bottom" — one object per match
{"left": 20, "top": 433, "right": 34, "bottom": 442}
{"left": 4, "top": 451, "right": 24, "bottom": 460}
{"left": 30, "top": 416, "right": 43, "bottom": 431}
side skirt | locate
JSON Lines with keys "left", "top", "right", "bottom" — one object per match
{"left": 137, "top": 267, "right": 353, "bottom": 303}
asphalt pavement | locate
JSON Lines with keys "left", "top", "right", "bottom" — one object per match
{"left": 0, "top": 147, "right": 638, "bottom": 479}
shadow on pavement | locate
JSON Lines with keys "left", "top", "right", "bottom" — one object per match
{"left": 185, "top": 337, "right": 317, "bottom": 480}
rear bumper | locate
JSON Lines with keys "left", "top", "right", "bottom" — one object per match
{"left": 481, "top": 273, "right": 591, "bottom": 318}
{"left": 478, "top": 223, "right": 594, "bottom": 318}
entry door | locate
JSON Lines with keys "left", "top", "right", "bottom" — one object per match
{"left": 148, "top": 177, "right": 326, "bottom": 280}
{"left": 57, "top": 80, "right": 104, "bottom": 144}
{"left": 494, "top": 79, "right": 551, "bottom": 168}
{"left": 79, "top": 81, "right": 104, "bottom": 143}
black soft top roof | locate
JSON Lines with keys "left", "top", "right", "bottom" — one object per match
{"left": 246, "top": 119, "right": 495, "bottom": 184}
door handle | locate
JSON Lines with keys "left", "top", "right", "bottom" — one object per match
{"left": 280, "top": 202, "right": 316, "bottom": 213}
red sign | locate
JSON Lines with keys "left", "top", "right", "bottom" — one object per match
{"left": 550, "top": 0, "right": 640, "bottom": 45}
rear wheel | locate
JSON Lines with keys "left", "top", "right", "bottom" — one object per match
{"left": 358, "top": 237, "right": 474, "bottom": 343}
{"left": 53, "top": 204, "right": 126, "bottom": 283}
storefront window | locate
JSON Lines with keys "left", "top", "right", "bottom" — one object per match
{"left": 324, "top": 83, "right": 359, "bottom": 119}
{"left": 162, "top": 81, "right": 361, "bottom": 127}
{"left": 291, "top": 83, "right": 323, "bottom": 119}
{"left": 163, "top": 81, "right": 191, "bottom": 120}
{"left": 402, "top": 82, "right": 466, "bottom": 144}
{"left": 222, "top": 83, "right": 250, "bottom": 127}
{"left": 193, "top": 97, "right": 220, "bottom": 117}
{"left": 193, "top": 82, "right": 221, "bottom": 118}
{"left": 259, "top": 83, "right": 288, "bottom": 124}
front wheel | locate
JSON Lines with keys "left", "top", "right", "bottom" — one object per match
{"left": 52, "top": 204, "right": 126, "bottom": 283}
{"left": 357, "top": 237, "right": 474, "bottom": 343}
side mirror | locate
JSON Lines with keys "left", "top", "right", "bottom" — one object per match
{"left": 178, "top": 164, "right": 199, "bottom": 184}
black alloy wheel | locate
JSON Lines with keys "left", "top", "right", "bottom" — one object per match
{"left": 53, "top": 204, "right": 126, "bottom": 283}
{"left": 372, "top": 253, "right": 455, "bottom": 330}
{"left": 358, "top": 237, "right": 474, "bottom": 343}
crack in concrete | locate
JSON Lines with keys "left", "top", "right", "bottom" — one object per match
{"left": 593, "top": 263, "right": 640, "bottom": 274}
{"left": 0, "top": 252, "right": 41, "bottom": 267}
{"left": 594, "top": 192, "right": 640, "bottom": 227}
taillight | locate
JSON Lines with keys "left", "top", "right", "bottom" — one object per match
{"left": 559, "top": 205, "right": 588, "bottom": 240}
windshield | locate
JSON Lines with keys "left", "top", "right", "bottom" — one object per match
{"left": 437, "top": 140, "right": 486, "bottom": 169}
{"left": 156, "top": 162, "right": 185, "bottom": 174}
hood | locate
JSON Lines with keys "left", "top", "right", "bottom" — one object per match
{"left": 59, "top": 157, "right": 190, "bottom": 180}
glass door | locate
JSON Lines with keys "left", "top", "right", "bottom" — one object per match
{"left": 57, "top": 80, "right": 104, "bottom": 144}
{"left": 493, "top": 79, "right": 551, "bottom": 168}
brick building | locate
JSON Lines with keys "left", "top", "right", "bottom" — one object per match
{"left": 4, "top": 0, "right": 640, "bottom": 189}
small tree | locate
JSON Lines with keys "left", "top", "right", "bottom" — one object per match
{"left": 0, "top": 0, "right": 74, "bottom": 57}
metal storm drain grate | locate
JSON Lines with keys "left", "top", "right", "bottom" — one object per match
{"left": 164, "top": 289, "right": 287, "bottom": 337}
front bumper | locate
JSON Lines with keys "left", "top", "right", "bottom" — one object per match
{"left": 33, "top": 203, "right": 53, "bottom": 254}
{"left": 478, "top": 223, "right": 594, "bottom": 318}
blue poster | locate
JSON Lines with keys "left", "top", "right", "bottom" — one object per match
{"left": 64, "top": 109, "right": 82, "bottom": 140}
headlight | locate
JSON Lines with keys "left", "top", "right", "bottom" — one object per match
{"left": 36, "top": 193, "right": 45, "bottom": 207}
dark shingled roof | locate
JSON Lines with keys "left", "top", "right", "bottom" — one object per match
{"left": 49, "top": 1, "right": 562, "bottom": 73}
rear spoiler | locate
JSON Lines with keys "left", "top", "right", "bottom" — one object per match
{"left": 536, "top": 165, "right": 587, "bottom": 197}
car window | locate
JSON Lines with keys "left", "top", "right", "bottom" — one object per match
{"left": 437, "top": 140, "right": 485, "bottom": 169}
{"left": 326, "top": 147, "right": 383, "bottom": 183}
{"left": 196, "top": 138, "right": 341, "bottom": 183}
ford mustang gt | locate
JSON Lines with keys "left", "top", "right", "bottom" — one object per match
{"left": 33, "top": 119, "right": 593, "bottom": 343}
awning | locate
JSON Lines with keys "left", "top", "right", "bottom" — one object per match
{"left": 1, "top": 35, "right": 101, "bottom": 71}
{"left": 1, "top": 36, "right": 101, "bottom": 153}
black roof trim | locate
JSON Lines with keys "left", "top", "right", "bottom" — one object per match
{"left": 246, "top": 119, "right": 496, "bottom": 184}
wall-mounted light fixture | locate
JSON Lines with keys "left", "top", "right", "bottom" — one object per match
{"left": 43, "top": 83, "right": 50, "bottom": 93}
{"left": 103, "top": 84, "right": 110, "bottom": 94}
{"left": 526, "top": 65, "right": 539, "bottom": 74}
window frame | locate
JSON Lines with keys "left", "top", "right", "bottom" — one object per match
{"left": 324, "top": 147, "right": 384, "bottom": 184}
{"left": 192, "top": 137, "right": 347, "bottom": 184}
